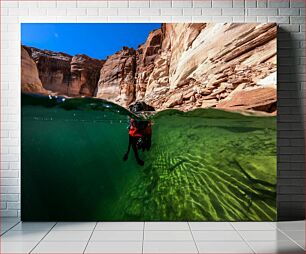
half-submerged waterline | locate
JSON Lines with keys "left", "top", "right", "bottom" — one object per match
{"left": 22, "top": 94, "right": 276, "bottom": 221}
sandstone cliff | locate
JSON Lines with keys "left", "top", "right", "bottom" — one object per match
{"left": 70, "top": 54, "right": 104, "bottom": 96}
{"left": 21, "top": 46, "right": 47, "bottom": 94}
{"left": 135, "top": 28, "right": 163, "bottom": 101}
{"left": 95, "top": 46, "right": 136, "bottom": 107}
{"left": 22, "top": 46, "right": 104, "bottom": 97}
{"left": 22, "top": 23, "right": 277, "bottom": 114}
{"left": 95, "top": 23, "right": 277, "bottom": 114}
{"left": 137, "top": 23, "right": 277, "bottom": 113}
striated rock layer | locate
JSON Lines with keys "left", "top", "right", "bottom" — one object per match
{"left": 137, "top": 23, "right": 277, "bottom": 113}
{"left": 21, "top": 23, "right": 277, "bottom": 114}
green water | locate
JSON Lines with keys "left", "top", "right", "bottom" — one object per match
{"left": 21, "top": 94, "right": 276, "bottom": 221}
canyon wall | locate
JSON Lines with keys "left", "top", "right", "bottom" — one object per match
{"left": 135, "top": 23, "right": 277, "bottom": 113}
{"left": 22, "top": 46, "right": 104, "bottom": 97}
{"left": 21, "top": 23, "right": 277, "bottom": 114}
{"left": 95, "top": 46, "right": 136, "bottom": 107}
{"left": 95, "top": 23, "right": 277, "bottom": 114}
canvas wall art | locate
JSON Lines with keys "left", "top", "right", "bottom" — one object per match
{"left": 21, "top": 23, "right": 277, "bottom": 221}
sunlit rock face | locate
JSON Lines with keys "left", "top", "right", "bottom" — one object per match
{"left": 95, "top": 46, "right": 137, "bottom": 108}
{"left": 135, "top": 28, "right": 163, "bottom": 101}
{"left": 138, "top": 23, "right": 277, "bottom": 113}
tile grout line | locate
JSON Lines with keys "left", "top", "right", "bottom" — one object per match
{"left": 268, "top": 221, "right": 277, "bottom": 229}
{"left": 0, "top": 220, "right": 20, "bottom": 236}
{"left": 229, "top": 222, "right": 256, "bottom": 254}
{"left": 141, "top": 221, "right": 145, "bottom": 254}
{"left": 276, "top": 227, "right": 305, "bottom": 251}
{"left": 187, "top": 222, "right": 200, "bottom": 254}
{"left": 83, "top": 222, "right": 98, "bottom": 254}
{"left": 29, "top": 222, "right": 58, "bottom": 254}
{"left": 85, "top": 229, "right": 148, "bottom": 231}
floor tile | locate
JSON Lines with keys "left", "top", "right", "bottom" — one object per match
{"left": 282, "top": 230, "right": 305, "bottom": 249}
{"left": 197, "top": 241, "right": 253, "bottom": 253}
{"left": 231, "top": 222, "right": 275, "bottom": 231}
{"left": 1, "top": 221, "right": 21, "bottom": 229}
{"left": 269, "top": 222, "right": 278, "bottom": 229}
{"left": 0, "top": 221, "right": 21, "bottom": 233}
{"left": 42, "top": 230, "right": 92, "bottom": 242}
{"left": 145, "top": 230, "right": 193, "bottom": 241}
{"left": 189, "top": 222, "right": 234, "bottom": 231}
{"left": 0, "top": 241, "right": 37, "bottom": 253}
{"left": 1, "top": 221, "right": 304, "bottom": 254}
{"left": 95, "top": 222, "right": 143, "bottom": 231}
{"left": 1, "top": 229, "right": 8, "bottom": 235}
{"left": 32, "top": 241, "right": 87, "bottom": 253}
{"left": 1, "top": 225, "right": 16, "bottom": 234}
{"left": 193, "top": 230, "right": 243, "bottom": 241}
{"left": 52, "top": 222, "right": 96, "bottom": 230}
{"left": 295, "top": 240, "right": 305, "bottom": 250}
{"left": 0, "top": 230, "right": 48, "bottom": 242}
{"left": 143, "top": 241, "right": 198, "bottom": 253}
{"left": 0, "top": 218, "right": 21, "bottom": 224}
{"left": 282, "top": 230, "right": 305, "bottom": 241}
{"left": 145, "top": 222, "right": 189, "bottom": 231}
{"left": 12, "top": 222, "right": 56, "bottom": 231}
{"left": 275, "top": 221, "right": 305, "bottom": 231}
{"left": 90, "top": 230, "right": 143, "bottom": 241}
{"left": 239, "top": 230, "right": 291, "bottom": 241}
{"left": 85, "top": 241, "right": 142, "bottom": 253}
{"left": 249, "top": 240, "right": 304, "bottom": 253}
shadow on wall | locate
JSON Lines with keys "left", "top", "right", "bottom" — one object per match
{"left": 277, "top": 27, "right": 305, "bottom": 221}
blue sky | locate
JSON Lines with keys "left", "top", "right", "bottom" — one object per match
{"left": 21, "top": 23, "right": 161, "bottom": 60}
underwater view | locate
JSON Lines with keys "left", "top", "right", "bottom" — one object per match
{"left": 22, "top": 94, "right": 276, "bottom": 221}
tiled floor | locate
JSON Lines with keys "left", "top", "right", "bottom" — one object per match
{"left": 0, "top": 218, "right": 304, "bottom": 253}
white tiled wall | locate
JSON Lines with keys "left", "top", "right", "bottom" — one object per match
{"left": 0, "top": 0, "right": 305, "bottom": 218}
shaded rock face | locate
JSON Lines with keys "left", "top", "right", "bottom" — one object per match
{"left": 22, "top": 46, "right": 104, "bottom": 97}
{"left": 70, "top": 54, "right": 104, "bottom": 96}
{"left": 95, "top": 47, "right": 137, "bottom": 107}
{"left": 24, "top": 46, "right": 72, "bottom": 95}
{"left": 21, "top": 46, "right": 47, "bottom": 94}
